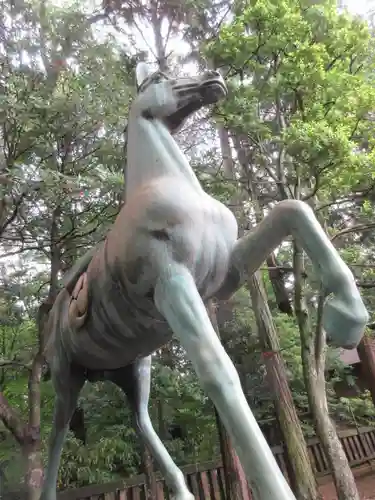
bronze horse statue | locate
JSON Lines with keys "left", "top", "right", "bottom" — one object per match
{"left": 40, "top": 62, "right": 368, "bottom": 500}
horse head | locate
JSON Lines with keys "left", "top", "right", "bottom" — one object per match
{"left": 134, "top": 62, "right": 228, "bottom": 134}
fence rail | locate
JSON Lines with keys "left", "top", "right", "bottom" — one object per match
{"left": 1, "top": 426, "right": 366, "bottom": 500}
{"left": 56, "top": 426, "right": 375, "bottom": 500}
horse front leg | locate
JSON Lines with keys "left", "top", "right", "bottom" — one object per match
{"left": 154, "top": 265, "right": 296, "bottom": 500}
{"left": 111, "top": 358, "right": 194, "bottom": 500}
{"left": 40, "top": 366, "right": 85, "bottom": 500}
{"left": 217, "top": 199, "right": 368, "bottom": 349}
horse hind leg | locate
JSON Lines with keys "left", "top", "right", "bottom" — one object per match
{"left": 40, "top": 364, "right": 85, "bottom": 500}
{"left": 110, "top": 357, "right": 194, "bottom": 500}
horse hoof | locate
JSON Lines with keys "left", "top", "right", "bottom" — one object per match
{"left": 172, "top": 493, "right": 195, "bottom": 500}
{"left": 323, "top": 295, "right": 368, "bottom": 349}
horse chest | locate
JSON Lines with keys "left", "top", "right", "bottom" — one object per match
{"left": 64, "top": 183, "right": 238, "bottom": 371}
{"left": 128, "top": 186, "right": 236, "bottom": 292}
{"left": 188, "top": 198, "right": 238, "bottom": 299}
{"left": 105, "top": 180, "right": 238, "bottom": 297}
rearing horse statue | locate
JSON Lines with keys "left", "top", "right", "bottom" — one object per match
{"left": 40, "top": 63, "right": 368, "bottom": 500}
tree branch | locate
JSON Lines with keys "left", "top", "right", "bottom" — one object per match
{"left": 314, "top": 289, "right": 326, "bottom": 372}
{"left": 0, "top": 392, "right": 26, "bottom": 445}
{"left": 0, "top": 359, "right": 32, "bottom": 371}
{"left": 357, "top": 281, "right": 375, "bottom": 289}
{"left": 0, "top": 191, "right": 27, "bottom": 237}
{"left": 330, "top": 222, "right": 375, "bottom": 242}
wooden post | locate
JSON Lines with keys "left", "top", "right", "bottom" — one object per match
{"left": 357, "top": 334, "right": 375, "bottom": 406}
{"left": 142, "top": 446, "right": 158, "bottom": 499}
{"left": 207, "top": 300, "right": 252, "bottom": 500}
{"left": 248, "top": 274, "right": 320, "bottom": 500}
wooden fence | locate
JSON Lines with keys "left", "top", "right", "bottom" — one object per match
{"left": 4, "top": 427, "right": 375, "bottom": 499}
{"left": 55, "top": 426, "right": 375, "bottom": 500}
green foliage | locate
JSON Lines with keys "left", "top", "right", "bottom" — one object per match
{"left": 151, "top": 364, "right": 220, "bottom": 464}
{"left": 49, "top": 366, "right": 220, "bottom": 487}
{"left": 1, "top": 0, "right": 375, "bottom": 493}
{"left": 222, "top": 291, "right": 375, "bottom": 437}
{"left": 337, "top": 392, "right": 375, "bottom": 426}
{"left": 206, "top": 0, "right": 375, "bottom": 199}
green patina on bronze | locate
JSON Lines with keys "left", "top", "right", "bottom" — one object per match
{"left": 41, "top": 63, "right": 368, "bottom": 500}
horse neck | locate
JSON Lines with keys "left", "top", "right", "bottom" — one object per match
{"left": 125, "top": 116, "right": 203, "bottom": 196}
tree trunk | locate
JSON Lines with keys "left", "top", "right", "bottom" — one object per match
{"left": 208, "top": 300, "right": 252, "bottom": 500}
{"left": 24, "top": 351, "right": 44, "bottom": 500}
{"left": 22, "top": 205, "right": 61, "bottom": 500}
{"left": 357, "top": 334, "right": 375, "bottom": 406}
{"left": 0, "top": 392, "right": 25, "bottom": 444}
{"left": 214, "top": 408, "right": 251, "bottom": 500}
{"left": 304, "top": 361, "right": 360, "bottom": 500}
{"left": 24, "top": 446, "right": 43, "bottom": 500}
{"left": 142, "top": 446, "right": 158, "bottom": 500}
{"left": 294, "top": 241, "right": 359, "bottom": 500}
{"left": 248, "top": 274, "right": 320, "bottom": 500}
{"left": 266, "top": 254, "right": 293, "bottom": 316}
{"left": 231, "top": 133, "right": 318, "bottom": 499}
{"left": 0, "top": 354, "right": 44, "bottom": 500}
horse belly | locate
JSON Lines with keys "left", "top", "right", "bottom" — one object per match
{"left": 71, "top": 328, "right": 170, "bottom": 371}
{"left": 70, "top": 318, "right": 171, "bottom": 371}
{"left": 69, "top": 285, "right": 171, "bottom": 371}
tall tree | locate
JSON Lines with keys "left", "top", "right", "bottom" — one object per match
{"left": 0, "top": 1, "right": 132, "bottom": 496}
{"left": 182, "top": 2, "right": 320, "bottom": 498}
{"left": 207, "top": 0, "right": 375, "bottom": 498}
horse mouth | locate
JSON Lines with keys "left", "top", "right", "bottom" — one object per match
{"left": 199, "top": 77, "right": 228, "bottom": 103}
{"left": 166, "top": 77, "right": 228, "bottom": 132}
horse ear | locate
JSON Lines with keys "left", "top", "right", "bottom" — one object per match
{"left": 135, "top": 62, "right": 152, "bottom": 88}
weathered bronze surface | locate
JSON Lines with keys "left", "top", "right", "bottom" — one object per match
{"left": 40, "top": 63, "right": 368, "bottom": 500}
